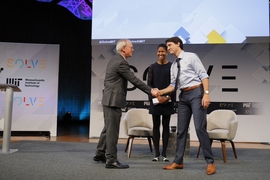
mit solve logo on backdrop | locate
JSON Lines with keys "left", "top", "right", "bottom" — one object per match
{"left": 5, "top": 78, "right": 45, "bottom": 107}
{"left": 0, "top": 42, "right": 60, "bottom": 136}
{"left": 6, "top": 78, "right": 45, "bottom": 88}
{"left": 1, "top": 53, "right": 48, "bottom": 106}
{"left": 5, "top": 57, "right": 46, "bottom": 87}
{"left": 3, "top": 58, "right": 47, "bottom": 107}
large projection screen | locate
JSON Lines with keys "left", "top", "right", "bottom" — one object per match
{"left": 90, "top": 0, "right": 270, "bottom": 142}
{"left": 92, "top": 0, "right": 269, "bottom": 45}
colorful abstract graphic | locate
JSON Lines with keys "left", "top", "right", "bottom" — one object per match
{"left": 37, "top": 0, "right": 92, "bottom": 20}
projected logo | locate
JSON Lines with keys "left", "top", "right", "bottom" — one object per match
{"left": 14, "top": 96, "right": 44, "bottom": 106}
{"left": 221, "top": 65, "right": 238, "bottom": 92}
{"left": 6, "top": 78, "right": 23, "bottom": 87}
{"left": 207, "top": 102, "right": 263, "bottom": 115}
{"left": 37, "top": 0, "right": 92, "bottom": 20}
{"left": 6, "top": 78, "right": 45, "bottom": 88}
{"left": 143, "top": 64, "right": 239, "bottom": 92}
{"left": 5, "top": 78, "right": 45, "bottom": 106}
{"left": 7, "top": 58, "right": 46, "bottom": 69}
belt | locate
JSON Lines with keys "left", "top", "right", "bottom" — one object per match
{"left": 181, "top": 84, "right": 202, "bottom": 92}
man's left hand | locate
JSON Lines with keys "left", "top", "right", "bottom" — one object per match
{"left": 157, "top": 95, "right": 171, "bottom": 104}
{"left": 202, "top": 94, "right": 210, "bottom": 109}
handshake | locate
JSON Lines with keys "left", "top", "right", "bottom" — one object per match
{"left": 151, "top": 88, "right": 171, "bottom": 105}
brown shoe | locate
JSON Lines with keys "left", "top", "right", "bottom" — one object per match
{"left": 163, "top": 163, "right": 183, "bottom": 170}
{"left": 206, "top": 164, "right": 216, "bottom": 175}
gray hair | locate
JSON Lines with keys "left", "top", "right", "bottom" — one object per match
{"left": 116, "top": 39, "right": 128, "bottom": 52}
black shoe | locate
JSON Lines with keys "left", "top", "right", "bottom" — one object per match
{"left": 105, "top": 161, "right": 129, "bottom": 169}
{"left": 93, "top": 155, "right": 106, "bottom": 163}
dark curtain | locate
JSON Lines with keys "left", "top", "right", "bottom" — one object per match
{"left": 0, "top": 0, "right": 91, "bottom": 121}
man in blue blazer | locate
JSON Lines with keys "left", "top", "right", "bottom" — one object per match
{"left": 93, "top": 39, "right": 159, "bottom": 169}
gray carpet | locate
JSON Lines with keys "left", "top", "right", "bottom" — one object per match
{"left": 0, "top": 141, "right": 270, "bottom": 180}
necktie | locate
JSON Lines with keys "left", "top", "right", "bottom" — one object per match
{"left": 174, "top": 58, "right": 181, "bottom": 91}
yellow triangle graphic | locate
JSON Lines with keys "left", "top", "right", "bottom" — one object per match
{"left": 207, "top": 30, "right": 226, "bottom": 44}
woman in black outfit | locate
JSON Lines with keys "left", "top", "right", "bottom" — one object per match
{"left": 147, "top": 44, "right": 175, "bottom": 162}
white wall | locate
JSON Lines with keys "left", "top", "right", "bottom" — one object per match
{"left": 90, "top": 43, "right": 270, "bottom": 143}
{"left": 0, "top": 42, "right": 59, "bottom": 136}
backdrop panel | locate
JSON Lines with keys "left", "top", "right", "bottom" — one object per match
{"left": 0, "top": 42, "right": 59, "bottom": 136}
{"left": 90, "top": 43, "right": 270, "bottom": 142}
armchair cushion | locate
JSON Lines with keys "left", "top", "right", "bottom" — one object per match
{"left": 128, "top": 127, "right": 153, "bottom": 137}
{"left": 208, "top": 129, "right": 229, "bottom": 139}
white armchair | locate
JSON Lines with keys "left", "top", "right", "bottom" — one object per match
{"left": 123, "top": 108, "right": 153, "bottom": 158}
{"left": 196, "top": 109, "right": 238, "bottom": 163}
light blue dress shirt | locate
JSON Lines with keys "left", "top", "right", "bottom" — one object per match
{"left": 170, "top": 50, "right": 209, "bottom": 90}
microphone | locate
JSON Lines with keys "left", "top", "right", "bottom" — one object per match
{"left": 0, "top": 67, "right": 3, "bottom": 73}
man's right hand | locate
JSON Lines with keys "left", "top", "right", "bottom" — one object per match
{"left": 151, "top": 88, "right": 160, "bottom": 97}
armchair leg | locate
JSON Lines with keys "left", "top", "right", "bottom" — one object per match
{"left": 127, "top": 136, "right": 134, "bottom": 158}
{"left": 197, "top": 139, "right": 212, "bottom": 158}
{"left": 125, "top": 137, "right": 131, "bottom": 153}
{"left": 196, "top": 144, "right": 201, "bottom": 158}
{"left": 221, "top": 140, "right": 227, "bottom": 163}
{"left": 210, "top": 139, "right": 213, "bottom": 146}
{"left": 147, "top": 137, "right": 153, "bottom": 152}
{"left": 230, "top": 140, "right": 237, "bottom": 159}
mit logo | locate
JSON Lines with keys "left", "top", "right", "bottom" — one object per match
{"left": 6, "top": 78, "right": 23, "bottom": 86}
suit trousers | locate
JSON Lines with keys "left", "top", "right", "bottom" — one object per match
{"left": 96, "top": 105, "right": 122, "bottom": 162}
{"left": 174, "top": 86, "right": 214, "bottom": 164}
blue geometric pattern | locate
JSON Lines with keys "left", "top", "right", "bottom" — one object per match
{"left": 37, "top": 0, "right": 92, "bottom": 20}
{"left": 174, "top": 27, "right": 190, "bottom": 40}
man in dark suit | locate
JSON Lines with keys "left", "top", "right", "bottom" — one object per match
{"left": 93, "top": 39, "right": 159, "bottom": 169}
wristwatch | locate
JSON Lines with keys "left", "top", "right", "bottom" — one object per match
{"left": 204, "top": 90, "right": 209, "bottom": 95}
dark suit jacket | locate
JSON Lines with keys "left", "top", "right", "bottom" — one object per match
{"left": 102, "top": 53, "right": 151, "bottom": 108}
